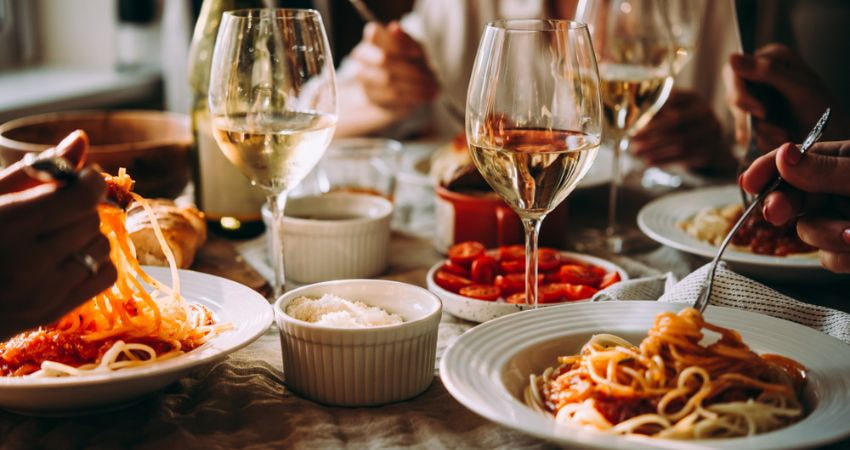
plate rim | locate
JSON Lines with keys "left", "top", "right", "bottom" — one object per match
{"left": 0, "top": 267, "right": 273, "bottom": 388}
{"left": 440, "top": 300, "right": 850, "bottom": 450}
{"left": 637, "top": 185, "right": 821, "bottom": 269}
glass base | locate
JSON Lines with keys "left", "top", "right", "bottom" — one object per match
{"left": 571, "top": 227, "right": 658, "bottom": 255}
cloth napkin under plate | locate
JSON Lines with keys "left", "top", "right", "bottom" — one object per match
{"left": 593, "top": 261, "right": 850, "bottom": 345}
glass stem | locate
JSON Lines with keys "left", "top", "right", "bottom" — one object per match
{"left": 267, "top": 192, "right": 287, "bottom": 300}
{"left": 606, "top": 136, "right": 628, "bottom": 236}
{"left": 522, "top": 217, "right": 543, "bottom": 308}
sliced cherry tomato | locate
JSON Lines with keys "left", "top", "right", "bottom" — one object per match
{"left": 564, "top": 283, "right": 598, "bottom": 301}
{"left": 495, "top": 273, "right": 544, "bottom": 295}
{"left": 590, "top": 265, "right": 607, "bottom": 278}
{"left": 459, "top": 284, "right": 501, "bottom": 301}
{"left": 442, "top": 259, "right": 470, "bottom": 277}
{"left": 539, "top": 283, "right": 565, "bottom": 303}
{"left": 434, "top": 269, "right": 472, "bottom": 293}
{"left": 471, "top": 256, "right": 497, "bottom": 284}
{"left": 537, "top": 248, "right": 561, "bottom": 272}
{"left": 498, "top": 244, "right": 526, "bottom": 261}
{"left": 506, "top": 292, "right": 526, "bottom": 304}
{"left": 500, "top": 259, "right": 525, "bottom": 274}
{"left": 448, "top": 241, "right": 485, "bottom": 266}
{"left": 559, "top": 264, "right": 603, "bottom": 287}
{"left": 599, "top": 271, "right": 621, "bottom": 289}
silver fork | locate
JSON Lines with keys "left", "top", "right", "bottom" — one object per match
{"left": 693, "top": 108, "right": 831, "bottom": 312}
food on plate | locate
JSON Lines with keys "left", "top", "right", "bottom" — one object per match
{"left": 525, "top": 308, "right": 805, "bottom": 439}
{"left": 127, "top": 199, "right": 207, "bottom": 268}
{"left": 0, "top": 169, "right": 227, "bottom": 377}
{"left": 429, "top": 132, "right": 491, "bottom": 191}
{"left": 678, "top": 204, "right": 815, "bottom": 256}
{"left": 433, "top": 241, "right": 622, "bottom": 303}
{"left": 285, "top": 294, "right": 403, "bottom": 328}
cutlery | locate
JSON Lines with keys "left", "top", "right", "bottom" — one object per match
{"left": 693, "top": 108, "right": 831, "bottom": 312}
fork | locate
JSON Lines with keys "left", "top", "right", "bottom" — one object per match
{"left": 693, "top": 108, "right": 831, "bottom": 312}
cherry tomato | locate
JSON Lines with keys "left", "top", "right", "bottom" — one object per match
{"left": 590, "top": 265, "right": 607, "bottom": 278}
{"left": 442, "top": 260, "right": 470, "bottom": 277}
{"left": 559, "top": 264, "right": 603, "bottom": 287}
{"left": 599, "top": 271, "right": 621, "bottom": 289}
{"left": 537, "top": 248, "right": 561, "bottom": 272}
{"left": 495, "top": 273, "right": 544, "bottom": 294}
{"left": 539, "top": 284, "right": 565, "bottom": 303}
{"left": 505, "top": 292, "right": 526, "bottom": 304}
{"left": 459, "top": 284, "right": 501, "bottom": 301}
{"left": 498, "top": 245, "right": 525, "bottom": 261}
{"left": 434, "top": 269, "right": 472, "bottom": 293}
{"left": 471, "top": 256, "right": 497, "bottom": 284}
{"left": 564, "top": 283, "right": 598, "bottom": 301}
{"left": 448, "top": 241, "right": 485, "bottom": 266}
{"left": 500, "top": 259, "right": 525, "bottom": 274}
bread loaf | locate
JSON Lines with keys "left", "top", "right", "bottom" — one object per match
{"left": 126, "top": 199, "right": 207, "bottom": 268}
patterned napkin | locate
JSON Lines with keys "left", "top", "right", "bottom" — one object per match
{"left": 593, "top": 262, "right": 850, "bottom": 344}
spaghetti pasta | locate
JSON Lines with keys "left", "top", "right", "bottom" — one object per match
{"left": 526, "top": 308, "right": 805, "bottom": 439}
{"left": 0, "top": 170, "right": 228, "bottom": 377}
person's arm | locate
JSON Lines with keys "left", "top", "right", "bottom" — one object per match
{"left": 0, "top": 132, "right": 116, "bottom": 340}
{"left": 334, "top": 21, "right": 439, "bottom": 138}
{"left": 741, "top": 140, "right": 850, "bottom": 273}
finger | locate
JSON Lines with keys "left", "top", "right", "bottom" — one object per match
{"left": 761, "top": 188, "right": 804, "bottom": 225}
{"left": 353, "top": 43, "right": 439, "bottom": 88}
{"left": 796, "top": 216, "right": 850, "bottom": 252}
{"left": 776, "top": 141, "right": 850, "bottom": 196}
{"left": 0, "top": 168, "right": 106, "bottom": 237}
{"left": 818, "top": 251, "right": 850, "bottom": 274}
{"left": 729, "top": 52, "right": 800, "bottom": 96}
{"left": 741, "top": 147, "right": 782, "bottom": 194}
{"left": 43, "top": 232, "right": 113, "bottom": 309}
{"left": 363, "top": 21, "right": 424, "bottom": 59}
{"left": 0, "top": 130, "right": 89, "bottom": 194}
{"left": 33, "top": 262, "right": 118, "bottom": 330}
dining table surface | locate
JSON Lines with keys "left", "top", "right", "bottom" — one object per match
{"left": 1, "top": 145, "right": 848, "bottom": 450}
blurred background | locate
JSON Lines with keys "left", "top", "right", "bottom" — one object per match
{"left": 0, "top": 0, "right": 414, "bottom": 122}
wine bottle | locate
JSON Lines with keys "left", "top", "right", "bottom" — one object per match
{"left": 188, "top": 0, "right": 268, "bottom": 238}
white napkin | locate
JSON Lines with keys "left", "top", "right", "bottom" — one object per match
{"left": 594, "top": 262, "right": 850, "bottom": 345}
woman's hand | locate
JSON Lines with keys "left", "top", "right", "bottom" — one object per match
{"left": 351, "top": 21, "right": 439, "bottom": 114}
{"left": 631, "top": 90, "right": 732, "bottom": 170}
{"left": 0, "top": 131, "right": 117, "bottom": 340}
{"left": 741, "top": 140, "right": 850, "bottom": 273}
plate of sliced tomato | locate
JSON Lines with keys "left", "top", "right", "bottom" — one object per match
{"left": 426, "top": 241, "right": 629, "bottom": 323}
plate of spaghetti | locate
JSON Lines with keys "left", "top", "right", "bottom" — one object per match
{"left": 0, "top": 170, "right": 272, "bottom": 415}
{"left": 440, "top": 301, "right": 850, "bottom": 449}
{"left": 636, "top": 185, "right": 841, "bottom": 282}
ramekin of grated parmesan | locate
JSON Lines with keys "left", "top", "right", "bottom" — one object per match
{"left": 274, "top": 279, "right": 441, "bottom": 406}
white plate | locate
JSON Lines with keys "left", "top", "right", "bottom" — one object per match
{"left": 0, "top": 267, "right": 273, "bottom": 415}
{"left": 637, "top": 185, "right": 836, "bottom": 281}
{"left": 426, "top": 251, "right": 629, "bottom": 323}
{"left": 441, "top": 301, "right": 850, "bottom": 449}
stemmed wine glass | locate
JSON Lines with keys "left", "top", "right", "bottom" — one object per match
{"left": 209, "top": 9, "right": 337, "bottom": 298}
{"left": 576, "top": 0, "right": 676, "bottom": 253}
{"left": 466, "top": 20, "right": 602, "bottom": 308}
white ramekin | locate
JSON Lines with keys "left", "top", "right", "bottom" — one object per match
{"left": 274, "top": 279, "right": 442, "bottom": 406}
{"left": 263, "top": 193, "right": 393, "bottom": 283}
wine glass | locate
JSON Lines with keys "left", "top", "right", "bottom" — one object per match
{"left": 209, "top": 8, "right": 337, "bottom": 298}
{"left": 466, "top": 20, "right": 602, "bottom": 308}
{"left": 664, "top": 0, "right": 702, "bottom": 75}
{"left": 576, "top": 0, "right": 676, "bottom": 253}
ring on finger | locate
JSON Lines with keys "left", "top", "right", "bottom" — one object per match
{"left": 73, "top": 252, "right": 100, "bottom": 276}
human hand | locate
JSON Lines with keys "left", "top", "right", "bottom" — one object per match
{"left": 741, "top": 140, "right": 850, "bottom": 273}
{"left": 631, "top": 90, "right": 729, "bottom": 169}
{"left": 350, "top": 21, "right": 439, "bottom": 113}
{"left": 0, "top": 131, "right": 117, "bottom": 339}
{"left": 725, "top": 44, "right": 838, "bottom": 152}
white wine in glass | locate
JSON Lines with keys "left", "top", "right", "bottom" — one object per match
{"left": 577, "top": 0, "right": 675, "bottom": 253}
{"left": 209, "top": 8, "right": 337, "bottom": 298}
{"left": 467, "top": 20, "right": 602, "bottom": 307}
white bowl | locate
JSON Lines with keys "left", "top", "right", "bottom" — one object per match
{"left": 427, "top": 251, "right": 629, "bottom": 323}
{"left": 274, "top": 279, "right": 442, "bottom": 406}
{"left": 263, "top": 193, "right": 393, "bottom": 283}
